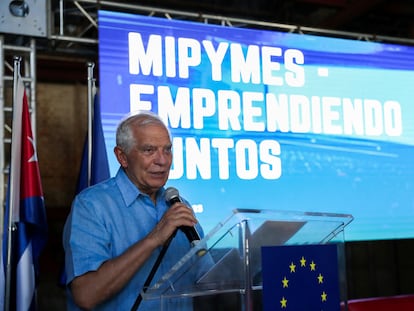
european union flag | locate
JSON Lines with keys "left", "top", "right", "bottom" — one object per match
{"left": 262, "top": 244, "right": 340, "bottom": 311}
{"left": 58, "top": 92, "right": 110, "bottom": 287}
{"left": 76, "top": 92, "right": 110, "bottom": 192}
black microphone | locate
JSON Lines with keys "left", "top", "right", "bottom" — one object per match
{"left": 165, "top": 187, "right": 206, "bottom": 256}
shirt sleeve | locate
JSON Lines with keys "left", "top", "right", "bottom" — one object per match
{"left": 63, "top": 192, "right": 112, "bottom": 284}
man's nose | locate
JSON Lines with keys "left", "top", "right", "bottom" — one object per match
{"left": 154, "top": 148, "right": 170, "bottom": 164}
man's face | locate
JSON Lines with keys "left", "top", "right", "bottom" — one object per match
{"left": 121, "top": 123, "right": 172, "bottom": 197}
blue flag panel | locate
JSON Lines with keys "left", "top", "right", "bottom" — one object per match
{"left": 262, "top": 244, "right": 340, "bottom": 311}
{"left": 76, "top": 93, "right": 110, "bottom": 192}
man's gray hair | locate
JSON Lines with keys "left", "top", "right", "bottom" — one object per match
{"left": 116, "top": 111, "right": 170, "bottom": 153}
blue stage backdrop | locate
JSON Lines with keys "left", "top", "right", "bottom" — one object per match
{"left": 98, "top": 10, "right": 414, "bottom": 241}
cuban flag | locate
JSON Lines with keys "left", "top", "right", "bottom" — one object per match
{"left": 2, "top": 74, "right": 48, "bottom": 310}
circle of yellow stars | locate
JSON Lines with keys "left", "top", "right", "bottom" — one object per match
{"left": 278, "top": 255, "right": 329, "bottom": 309}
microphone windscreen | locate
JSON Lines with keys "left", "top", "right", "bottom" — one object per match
{"left": 165, "top": 187, "right": 180, "bottom": 202}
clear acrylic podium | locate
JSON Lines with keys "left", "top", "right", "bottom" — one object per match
{"left": 141, "top": 208, "right": 354, "bottom": 310}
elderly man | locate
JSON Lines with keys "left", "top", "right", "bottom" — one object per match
{"left": 63, "top": 112, "right": 208, "bottom": 310}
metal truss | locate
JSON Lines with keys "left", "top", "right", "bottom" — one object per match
{"left": 47, "top": 0, "right": 414, "bottom": 58}
{"left": 0, "top": 36, "right": 36, "bottom": 232}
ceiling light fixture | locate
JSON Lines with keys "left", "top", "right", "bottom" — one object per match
{"left": 9, "top": 0, "right": 29, "bottom": 18}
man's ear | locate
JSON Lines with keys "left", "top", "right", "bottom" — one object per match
{"left": 114, "top": 146, "right": 128, "bottom": 168}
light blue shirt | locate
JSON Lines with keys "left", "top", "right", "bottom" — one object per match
{"left": 63, "top": 168, "right": 206, "bottom": 310}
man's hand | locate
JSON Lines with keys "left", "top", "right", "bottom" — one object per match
{"left": 148, "top": 202, "right": 197, "bottom": 246}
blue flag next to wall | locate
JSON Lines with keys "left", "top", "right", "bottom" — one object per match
{"left": 76, "top": 93, "right": 110, "bottom": 192}
{"left": 262, "top": 244, "right": 340, "bottom": 311}
{"left": 58, "top": 92, "right": 110, "bottom": 287}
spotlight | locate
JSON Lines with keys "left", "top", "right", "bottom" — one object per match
{"left": 9, "top": 0, "right": 29, "bottom": 18}
{"left": 0, "top": 0, "right": 46, "bottom": 37}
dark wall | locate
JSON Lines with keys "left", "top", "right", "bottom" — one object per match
{"left": 345, "top": 238, "right": 414, "bottom": 299}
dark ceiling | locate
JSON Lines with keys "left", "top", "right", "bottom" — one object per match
{"left": 137, "top": 0, "right": 414, "bottom": 40}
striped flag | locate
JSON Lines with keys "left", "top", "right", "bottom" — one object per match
{"left": 2, "top": 74, "right": 48, "bottom": 310}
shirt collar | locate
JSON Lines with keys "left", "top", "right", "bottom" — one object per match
{"left": 115, "top": 168, "right": 140, "bottom": 207}
{"left": 115, "top": 167, "right": 166, "bottom": 207}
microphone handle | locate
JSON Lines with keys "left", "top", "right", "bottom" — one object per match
{"left": 168, "top": 195, "right": 201, "bottom": 245}
{"left": 179, "top": 225, "right": 201, "bottom": 246}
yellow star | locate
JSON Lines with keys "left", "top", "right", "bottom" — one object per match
{"left": 282, "top": 276, "right": 289, "bottom": 288}
{"left": 289, "top": 262, "right": 296, "bottom": 273}
{"left": 321, "top": 291, "right": 328, "bottom": 302}
{"left": 300, "top": 256, "right": 306, "bottom": 267}
{"left": 310, "top": 260, "right": 316, "bottom": 271}
{"left": 317, "top": 273, "right": 324, "bottom": 284}
{"left": 280, "top": 296, "right": 287, "bottom": 308}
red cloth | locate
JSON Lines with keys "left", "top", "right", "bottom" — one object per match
{"left": 341, "top": 295, "right": 414, "bottom": 311}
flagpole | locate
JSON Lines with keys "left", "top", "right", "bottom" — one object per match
{"left": 5, "top": 56, "right": 23, "bottom": 311}
{"left": 87, "top": 62, "right": 95, "bottom": 187}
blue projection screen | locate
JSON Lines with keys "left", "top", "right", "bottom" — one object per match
{"left": 98, "top": 10, "right": 414, "bottom": 241}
